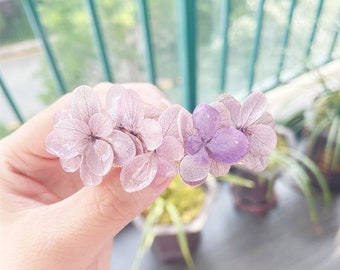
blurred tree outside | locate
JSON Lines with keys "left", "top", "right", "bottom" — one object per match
{"left": 0, "top": 0, "right": 34, "bottom": 45}
{"left": 1, "top": 0, "right": 339, "bottom": 122}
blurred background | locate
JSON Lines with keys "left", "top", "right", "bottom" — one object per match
{"left": 1, "top": 0, "right": 339, "bottom": 269}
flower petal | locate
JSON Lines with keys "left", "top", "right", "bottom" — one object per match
{"left": 54, "top": 119, "right": 90, "bottom": 147}
{"left": 178, "top": 108, "right": 195, "bottom": 144}
{"left": 120, "top": 152, "right": 158, "bottom": 192}
{"left": 153, "top": 158, "right": 178, "bottom": 186}
{"left": 106, "top": 84, "right": 144, "bottom": 130}
{"left": 179, "top": 149, "right": 210, "bottom": 185}
{"left": 158, "top": 105, "right": 186, "bottom": 137}
{"left": 71, "top": 85, "right": 102, "bottom": 123}
{"left": 240, "top": 153, "right": 270, "bottom": 172}
{"left": 53, "top": 109, "right": 71, "bottom": 124}
{"left": 254, "top": 111, "right": 275, "bottom": 128}
{"left": 157, "top": 136, "right": 184, "bottom": 161}
{"left": 209, "top": 160, "right": 231, "bottom": 177}
{"left": 245, "top": 125, "right": 277, "bottom": 155}
{"left": 60, "top": 155, "right": 83, "bottom": 172}
{"left": 207, "top": 127, "right": 249, "bottom": 164}
{"left": 192, "top": 104, "right": 220, "bottom": 140}
{"left": 240, "top": 92, "right": 267, "bottom": 127}
{"left": 85, "top": 140, "right": 114, "bottom": 176}
{"left": 144, "top": 104, "right": 162, "bottom": 120}
{"left": 211, "top": 101, "right": 231, "bottom": 128}
{"left": 109, "top": 130, "right": 136, "bottom": 166}
{"left": 80, "top": 162, "right": 102, "bottom": 186}
{"left": 127, "top": 133, "right": 144, "bottom": 155}
{"left": 140, "top": 118, "right": 163, "bottom": 151}
{"left": 89, "top": 113, "right": 114, "bottom": 137}
{"left": 240, "top": 125, "right": 277, "bottom": 171}
{"left": 216, "top": 94, "right": 241, "bottom": 127}
{"left": 46, "top": 131, "right": 80, "bottom": 159}
{"left": 185, "top": 135, "right": 203, "bottom": 155}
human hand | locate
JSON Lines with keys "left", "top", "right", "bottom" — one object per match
{"left": 0, "top": 83, "right": 172, "bottom": 270}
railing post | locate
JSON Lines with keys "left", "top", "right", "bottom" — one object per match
{"left": 178, "top": 0, "right": 197, "bottom": 112}
{"left": 326, "top": 27, "right": 339, "bottom": 63}
{"left": 276, "top": 0, "right": 297, "bottom": 84}
{"left": 137, "top": 0, "right": 156, "bottom": 84}
{"left": 0, "top": 73, "right": 25, "bottom": 124}
{"left": 23, "top": 0, "right": 67, "bottom": 95}
{"left": 85, "top": 0, "right": 114, "bottom": 82}
{"left": 304, "top": 0, "right": 324, "bottom": 63}
{"left": 248, "top": 0, "right": 265, "bottom": 93}
{"left": 219, "top": 0, "right": 231, "bottom": 92}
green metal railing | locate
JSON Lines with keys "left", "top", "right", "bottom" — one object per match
{"left": 1, "top": 0, "right": 339, "bottom": 125}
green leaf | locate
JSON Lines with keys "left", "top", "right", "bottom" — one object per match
{"left": 130, "top": 199, "right": 165, "bottom": 270}
{"left": 218, "top": 174, "right": 255, "bottom": 188}
{"left": 166, "top": 202, "right": 195, "bottom": 270}
{"left": 288, "top": 148, "right": 331, "bottom": 205}
{"left": 325, "top": 116, "right": 338, "bottom": 171}
{"left": 332, "top": 117, "right": 340, "bottom": 171}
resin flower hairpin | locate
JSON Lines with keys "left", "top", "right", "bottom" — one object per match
{"left": 46, "top": 84, "right": 277, "bottom": 192}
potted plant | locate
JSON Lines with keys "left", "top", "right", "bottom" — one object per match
{"left": 131, "top": 174, "right": 217, "bottom": 270}
{"left": 222, "top": 126, "right": 331, "bottom": 225}
{"left": 304, "top": 89, "right": 340, "bottom": 191}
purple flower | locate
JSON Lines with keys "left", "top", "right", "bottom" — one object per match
{"left": 179, "top": 104, "right": 250, "bottom": 186}
{"left": 217, "top": 92, "right": 277, "bottom": 171}
{"left": 120, "top": 105, "right": 185, "bottom": 192}
{"left": 46, "top": 86, "right": 135, "bottom": 186}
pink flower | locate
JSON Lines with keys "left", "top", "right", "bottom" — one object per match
{"left": 106, "top": 84, "right": 163, "bottom": 154}
{"left": 120, "top": 105, "right": 185, "bottom": 192}
{"left": 46, "top": 86, "right": 135, "bottom": 186}
{"left": 217, "top": 92, "right": 277, "bottom": 171}
{"left": 179, "top": 104, "right": 250, "bottom": 186}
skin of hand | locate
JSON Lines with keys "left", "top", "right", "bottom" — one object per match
{"left": 0, "top": 83, "right": 172, "bottom": 270}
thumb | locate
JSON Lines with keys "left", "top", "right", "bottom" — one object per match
{"left": 51, "top": 169, "right": 171, "bottom": 245}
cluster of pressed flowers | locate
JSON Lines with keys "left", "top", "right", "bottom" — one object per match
{"left": 46, "top": 84, "right": 277, "bottom": 192}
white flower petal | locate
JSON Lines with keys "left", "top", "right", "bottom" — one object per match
{"left": 109, "top": 130, "right": 136, "bottom": 166}
{"left": 80, "top": 162, "right": 103, "bottom": 186}
{"left": 209, "top": 159, "right": 231, "bottom": 177}
{"left": 179, "top": 150, "right": 210, "bottom": 185}
{"left": 120, "top": 152, "right": 158, "bottom": 192}
{"left": 240, "top": 92, "right": 267, "bottom": 127}
{"left": 89, "top": 113, "right": 114, "bottom": 137}
{"left": 71, "top": 85, "right": 102, "bottom": 123}
{"left": 140, "top": 119, "right": 163, "bottom": 151}
{"left": 86, "top": 140, "right": 114, "bottom": 176}
{"left": 60, "top": 155, "right": 83, "bottom": 172}
{"left": 106, "top": 85, "right": 144, "bottom": 130}
{"left": 157, "top": 136, "right": 184, "bottom": 161}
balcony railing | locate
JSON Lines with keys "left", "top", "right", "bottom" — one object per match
{"left": 0, "top": 0, "right": 339, "bottom": 126}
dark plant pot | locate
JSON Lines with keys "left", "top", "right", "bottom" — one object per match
{"left": 231, "top": 168, "right": 277, "bottom": 216}
{"left": 305, "top": 130, "right": 340, "bottom": 191}
{"left": 133, "top": 175, "right": 217, "bottom": 262}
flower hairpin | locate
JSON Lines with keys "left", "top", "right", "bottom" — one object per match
{"left": 46, "top": 84, "right": 277, "bottom": 192}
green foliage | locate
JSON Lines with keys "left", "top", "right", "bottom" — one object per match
{"left": 143, "top": 175, "right": 205, "bottom": 225}
{"left": 227, "top": 128, "right": 331, "bottom": 225}
{"left": 131, "top": 175, "right": 205, "bottom": 270}
{"left": 0, "top": 0, "right": 34, "bottom": 45}
{"left": 0, "top": 122, "right": 19, "bottom": 139}
{"left": 307, "top": 90, "right": 340, "bottom": 172}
